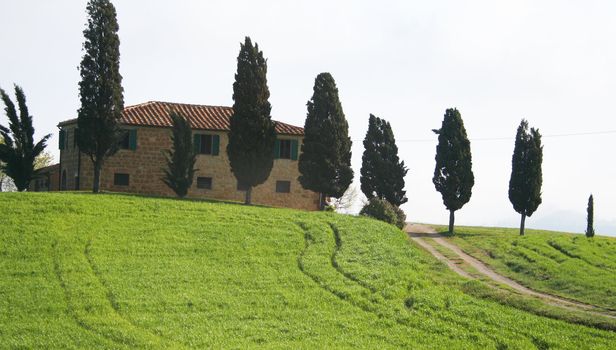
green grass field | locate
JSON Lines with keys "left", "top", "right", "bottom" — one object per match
{"left": 446, "top": 226, "right": 616, "bottom": 310}
{"left": 1, "top": 193, "right": 616, "bottom": 349}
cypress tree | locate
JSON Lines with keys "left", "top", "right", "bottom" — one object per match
{"left": 162, "top": 111, "right": 197, "bottom": 198}
{"left": 0, "top": 85, "right": 51, "bottom": 191}
{"left": 227, "top": 37, "right": 276, "bottom": 205}
{"left": 298, "top": 73, "right": 353, "bottom": 209}
{"left": 432, "top": 108, "right": 474, "bottom": 234}
{"left": 586, "top": 194, "right": 595, "bottom": 238}
{"left": 360, "top": 114, "right": 408, "bottom": 206}
{"left": 77, "top": 0, "right": 124, "bottom": 193}
{"left": 508, "top": 119, "right": 543, "bottom": 236}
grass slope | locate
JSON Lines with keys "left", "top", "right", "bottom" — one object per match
{"left": 1, "top": 193, "right": 615, "bottom": 349}
{"left": 446, "top": 226, "right": 616, "bottom": 310}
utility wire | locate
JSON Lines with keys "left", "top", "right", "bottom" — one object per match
{"left": 353, "top": 129, "right": 616, "bottom": 143}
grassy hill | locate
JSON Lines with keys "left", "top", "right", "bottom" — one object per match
{"left": 446, "top": 226, "right": 616, "bottom": 310}
{"left": 1, "top": 193, "right": 615, "bottom": 349}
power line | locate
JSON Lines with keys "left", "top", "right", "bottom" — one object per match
{"left": 353, "top": 129, "right": 616, "bottom": 143}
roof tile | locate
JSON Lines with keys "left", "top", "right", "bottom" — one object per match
{"left": 59, "top": 101, "right": 304, "bottom": 135}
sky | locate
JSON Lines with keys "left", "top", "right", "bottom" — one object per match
{"left": 1, "top": 0, "right": 615, "bottom": 235}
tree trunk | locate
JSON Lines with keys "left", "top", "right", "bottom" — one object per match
{"left": 319, "top": 193, "right": 326, "bottom": 210}
{"left": 245, "top": 186, "right": 252, "bottom": 205}
{"left": 93, "top": 161, "right": 101, "bottom": 193}
{"left": 449, "top": 210, "right": 455, "bottom": 235}
{"left": 520, "top": 213, "right": 526, "bottom": 236}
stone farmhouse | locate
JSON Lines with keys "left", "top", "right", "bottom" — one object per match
{"left": 43, "top": 101, "right": 320, "bottom": 210}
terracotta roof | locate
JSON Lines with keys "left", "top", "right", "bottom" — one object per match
{"left": 35, "top": 163, "right": 59, "bottom": 174}
{"left": 58, "top": 101, "right": 304, "bottom": 135}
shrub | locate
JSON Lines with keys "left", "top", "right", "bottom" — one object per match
{"left": 360, "top": 197, "right": 406, "bottom": 229}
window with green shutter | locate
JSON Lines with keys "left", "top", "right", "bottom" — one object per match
{"left": 291, "top": 139, "right": 298, "bottom": 160}
{"left": 118, "top": 129, "right": 137, "bottom": 150}
{"left": 129, "top": 129, "right": 137, "bottom": 150}
{"left": 274, "top": 139, "right": 281, "bottom": 159}
{"left": 277, "top": 139, "right": 293, "bottom": 159}
{"left": 212, "top": 135, "right": 220, "bottom": 155}
{"left": 194, "top": 134, "right": 220, "bottom": 155}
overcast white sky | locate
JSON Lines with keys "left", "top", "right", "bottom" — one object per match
{"left": 1, "top": 0, "right": 615, "bottom": 235}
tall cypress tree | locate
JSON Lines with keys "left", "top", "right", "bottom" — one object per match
{"left": 586, "top": 194, "right": 595, "bottom": 238}
{"left": 227, "top": 37, "right": 276, "bottom": 205}
{"left": 360, "top": 114, "right": 408, "bottom": 206}
{"left": 298, "top": 73, "right": 353, "bottom": 209}
{"left": 508, "top": 119, "right": 543, "bottom": 236}
{"left": 77, "top": 0, "right": 124, "bottom": 193}
{"left": 162, "top": 111, "right": 197, "bottom": 198}
{"left": 0, "top": 85, "right": 51, "bottom": 191}
{"left": 433, "top": 108, "right": 474, "bottom": 234}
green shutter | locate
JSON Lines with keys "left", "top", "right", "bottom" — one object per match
{"left": 129, "top": 129, "right": 137, "bottom": 150}
{"left": 193, "top": 134, "right": 201, "bottom": 154}
{"left": 274, "top": 139, "right": 281, "bottom": 159}
{"left": 212, "top": 135, "right": 220, "bottom": 156}
{"left": 59, "top": 129, "right": 65, "bottom": 150}
{"left": 291, "top": 139, "right": 298, "bottom": 160}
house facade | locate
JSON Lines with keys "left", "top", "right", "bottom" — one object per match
{"left": 55, "top": 101, "right": 319, "bottom": 210}
{"left": 30, "top": 164, "right": 60, "bottom": 192}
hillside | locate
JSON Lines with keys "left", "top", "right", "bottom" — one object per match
{"left": 446, "top": 226, "right": 616, "bottom": 309}
{"left": 1, "top": 193, "right": 615, "bottom": 349}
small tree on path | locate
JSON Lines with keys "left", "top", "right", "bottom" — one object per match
{"left": 586, "top": 194, "right": 595, "bottom": 238}
{"left": 508, "top": 119, "right": 543, "bottom": 236}
{"left": 432, "top": 108, "right": 474, "bottom": 234}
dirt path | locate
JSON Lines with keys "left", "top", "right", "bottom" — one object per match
{"left": 405, "top": 223, "right": 616, "bottom": 318}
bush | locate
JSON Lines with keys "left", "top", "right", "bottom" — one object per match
{"left": 360, "top": 198, "right": 406, "bottom": 229}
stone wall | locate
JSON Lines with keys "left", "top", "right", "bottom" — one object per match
{"left": 59, "top": 123, "right": 320, "bottom": 211}
{"left": 58, "top": 126, "right": 81, "bottom": 191}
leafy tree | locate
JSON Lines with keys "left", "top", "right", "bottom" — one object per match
{"left": 586, "top": 194, "right": 595, "bottom": 238}
{"left": 77, "top": 0, "right": 124, "bottom": 193}
{"left": 298, "top": 73, "right": 353, "bottom": 209}
{"left": 227, "top": 37, "right": 276, "bottom": 205}
{"left": 0, "top": 85, "right": 51, "bottom": 191}
{"left": 34, "top": 151, "right": 54, "bottom": 170}
{"left": 508, "top": 119, "right": 543, "bottom": 236}
{"left": 432, "top": 108, "right": 474, "bottom": 234}
{"left": 162, "top": 112, "right": 197, "bottom": 198}
{"left": 360, "top": 114, "right": 408, "bottom": 206}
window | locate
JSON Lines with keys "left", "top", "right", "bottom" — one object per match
{"left": 119, "top": 130, "right": 137, "bottom": 150}
{"left": 119, "top": 131, "right": 130, "bottom": 149}
{"left": 197, "top": 177, "right": 212, "bottom": 189}
{"left": 275, "top": 180, "right": 291, "bottom": 193}
{"left": 194, "top": 134, "right": 220, "bottom": 155}
{"left": 114, "top": 173, "right": 130, "bottom": 186}
{"left": 274, "top": 139, "right": 298, "bottom": 160}
{"left": 200, "top": 135, "right": 213, "bottom": 154}
{"left": 237, "top": 180, "right": 250, "bottom": 191}
{"left": 279, "top": 139, "right": 291, "bottom": 159}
